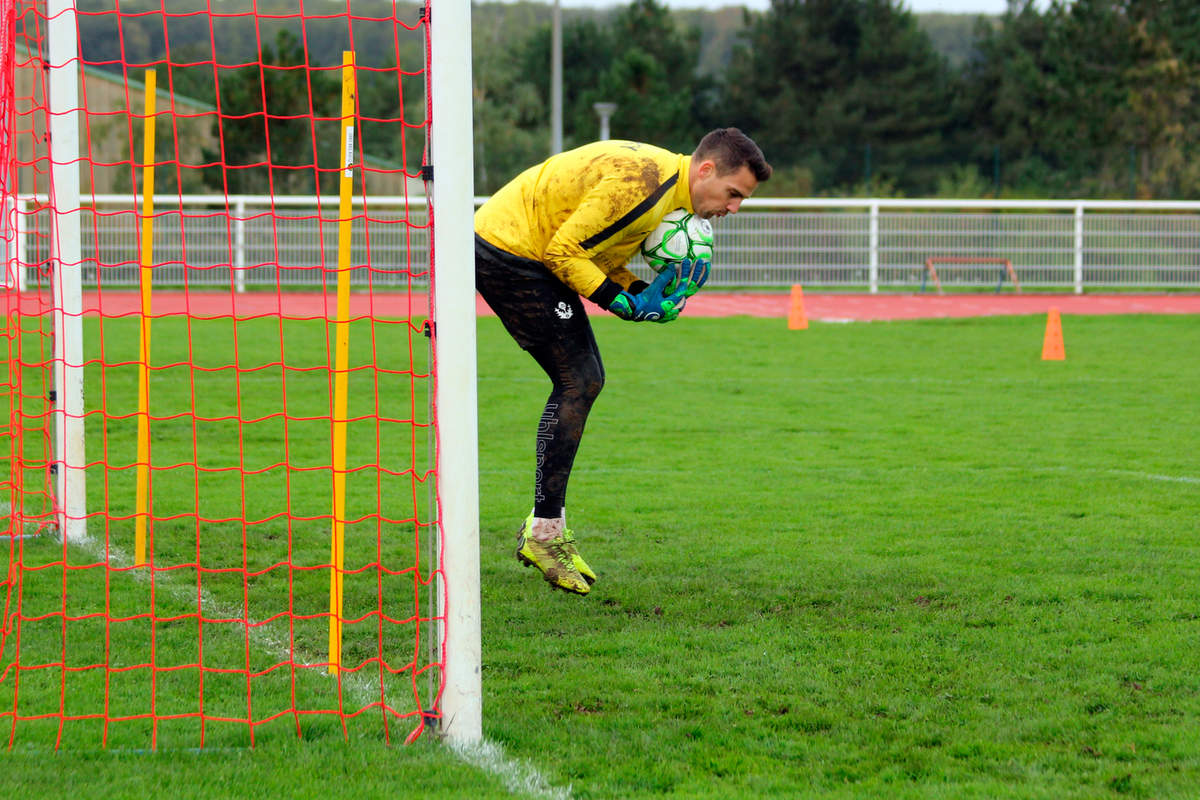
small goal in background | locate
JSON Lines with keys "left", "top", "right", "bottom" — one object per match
{"left": 922, "top": 257, "right": 1022, "bottom": 295}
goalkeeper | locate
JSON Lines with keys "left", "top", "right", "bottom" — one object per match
{"left": 475, "top": 127, "right": 771, "bottom": 595}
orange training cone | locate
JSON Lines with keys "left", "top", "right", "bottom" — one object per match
{"left": 788, "top": 284, "right": 809, "bottom": 330}
{"left": 1042, "top": 307, "right": 1065, "bottom": 360}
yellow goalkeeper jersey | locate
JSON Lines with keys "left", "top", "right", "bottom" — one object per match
{"left": 475, "top": 140, "right": 694, "bottom": 299}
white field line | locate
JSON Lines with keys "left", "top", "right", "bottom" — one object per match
{"left": 0, "top": 510, "right": 381, "bottom": 712}
{"left": 449, "top": 738, "right": 573, "bottom": 800}
{"left": 1107, "top": 469, "right": 1200, "bottom": 485}
{"left": 64, "top": 533, "right": 384, "bottom": 710}
{"left": 5, "top": 509, "right": 570, "bottom": 796}
{"left": 79, "top": 541, "right": 573, "bottom": 797}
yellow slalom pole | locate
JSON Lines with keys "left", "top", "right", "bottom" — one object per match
{"left": 134, "top": 68, "right": 156, "bottom": 568}
{"left": 328, "top": 51, "right": 355, "bottom": 674}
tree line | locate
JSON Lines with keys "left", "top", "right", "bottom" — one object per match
{"left": 64, "top": 0, "right": 1200, "bottom": 199}
{"left": 484, "top": 0, "right": 1200, "bottom": 199}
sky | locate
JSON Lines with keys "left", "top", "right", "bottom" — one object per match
{"left": 872, "top": 0, "right": 1009, "bottom": 11}
{"left": 575, "top": 0, "right": 1013, "bottom": 13}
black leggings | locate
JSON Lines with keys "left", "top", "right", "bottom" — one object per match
{"left": 526, "top": 332, "right": 604, "bottom": 517}
{"left": 475, "top": 236, "right": 606, "bottom": 518}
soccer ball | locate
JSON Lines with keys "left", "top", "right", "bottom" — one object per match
{"left": 640, "top": 208, "right": 714, "bottom": 274}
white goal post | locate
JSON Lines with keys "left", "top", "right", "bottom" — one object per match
{"left": 47, "top": 0, "right": 87, "bottom": 543}
{"left": 429, "top": 0, "right": 482, "bottom": 745}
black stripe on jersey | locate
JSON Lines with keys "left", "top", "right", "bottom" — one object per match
{"left": 578, "top": 171, "right": 679, "bottom": 251}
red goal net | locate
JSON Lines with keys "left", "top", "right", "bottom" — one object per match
{"left": 2, "top": 0, "right": 450, "bottom": 748}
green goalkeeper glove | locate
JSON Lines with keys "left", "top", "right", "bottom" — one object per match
{"left": 665, "top": 257, "right": 711, "bottom": 298}
{"left": 608, "top": 269, "right": 687, "bottom": 323}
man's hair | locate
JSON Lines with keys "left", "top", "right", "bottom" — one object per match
{"left": 694, "top": 127, "right": 772, "bottom": 182}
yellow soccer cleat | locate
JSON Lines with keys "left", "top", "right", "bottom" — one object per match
{"left": 519, "top": 512, "right": 598, "bottom": 587}
{"left": 517, "top": 532, "right": 590, "bottom": 595}
{"left": 561, "top": 528, "right": 597, "bottom": 586}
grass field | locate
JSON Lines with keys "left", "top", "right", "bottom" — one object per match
{"left": 3, "top": 310, "right": 1200, "bottom": 798}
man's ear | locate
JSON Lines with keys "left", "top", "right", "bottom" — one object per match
{"left": 696, "top": 159, "right": 716, "bottom": 178}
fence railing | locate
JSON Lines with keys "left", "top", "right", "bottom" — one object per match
{"left": 8, "top": 195, "right": 1200, "bottom": 294}
{"left": 722, "top": 198, "right": 1200, "bottom": 293}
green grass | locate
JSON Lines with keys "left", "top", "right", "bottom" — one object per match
{"left": 4, "top": 311, "right": 1200, "bottom": 798}
{"left": 2, "top": 313, "right": 440, "bottom": 750}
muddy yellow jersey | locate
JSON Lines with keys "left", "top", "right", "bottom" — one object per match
{"left": 474, "top": 141, "right": 694, "bottom": 299}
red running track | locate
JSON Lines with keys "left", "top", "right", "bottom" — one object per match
{"left": 21, "top": 291, "right": 1200, "bottom": 320}
{"left": 681, "top": 292, "right": 1200, "bottom": 320}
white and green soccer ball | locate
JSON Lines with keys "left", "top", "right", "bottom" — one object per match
{"left": 640, "top": 208, "right": 714, "bottom": 274}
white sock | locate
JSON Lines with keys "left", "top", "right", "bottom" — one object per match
{"left": 530, "top": 515, "right": 564, "bottom": 543}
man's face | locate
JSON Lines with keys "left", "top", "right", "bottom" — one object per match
{"left": 690, "top": 161, "right": 759, "bottom": 220}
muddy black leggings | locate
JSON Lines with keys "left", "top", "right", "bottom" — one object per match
{"left": 475, "top": 235, "right": 606, "bottom": 518}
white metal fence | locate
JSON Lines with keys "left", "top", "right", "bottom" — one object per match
{"left": 716, "top": 198, "right": 1200, "bottom": 293}
{"left": 9, "top": 194, "right": 430, "bottom": 292}
{"left": 10, "top": 195, "right": 1200, "bottom": 293}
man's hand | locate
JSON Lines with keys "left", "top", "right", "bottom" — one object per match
{"left": 665, "top": 257, "right": 710, "bottom": 298}
{"left": 608, "top": 269, "right": 687, "bottom": 322}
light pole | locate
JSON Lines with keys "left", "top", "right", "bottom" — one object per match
{"left": 593, "top": 102, "right": 616, "bottom": 141}
{"left": 550, "top": 0, "right": 562, "bottom": 154}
